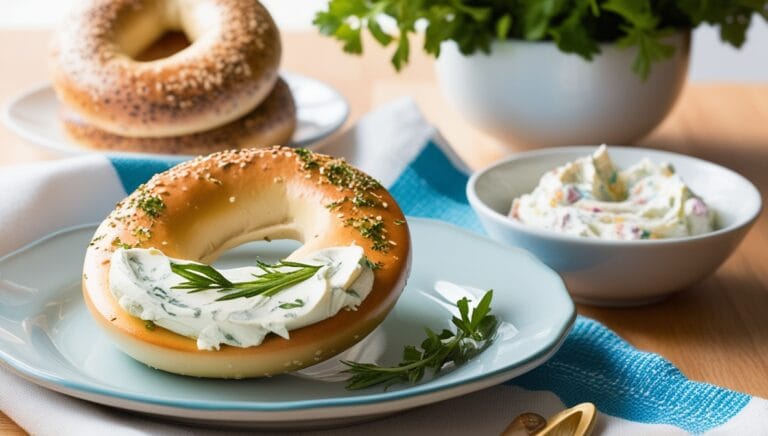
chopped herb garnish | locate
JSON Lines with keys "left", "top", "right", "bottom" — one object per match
{"left": 171, "top": 260, "right": 322, "bottom": 301}
{"left": 132, "top": 226, "right": 151, "bottom": 240}
{"left": 345, "top": 216, "right": 389, "bottom": 251}
{"left": 144, "top": 320, "right": 156, "bottom": 331}
{"left": 325, "top": 198, "right": 347, "bottom": 210}
{"left": 394, "top": 219, "right": 405, "bottom": 225}
{"left": 89, "top": 234, "right": 106, "bottom": 246}
{"left": 322, "top": 159, "right": 381, "bottom": 192}
{"left": 640, "top": 230, "right": 652, "bottom": 239}
{"left": 295, "top": 147, "right": 319, "bottom": 170}
{"left": 352, "top": 192, "right": 377, "bottom": 208}
{"left": 293, "top": 149, "right": 392, "bottom": 244}
{"left": 343, "top": 290, "right": 498, "bottom": 390}
{"left": 361, "top": 256, "right": 382, "bottom": 270}
{"left": 137, "top": 194, "right": 165, "bottom": 218}
{"left": 278, "top": 299, "right": 305, "bottom": 309}
{"left": 111, "top": 237, "right": 134, "bottom": 249}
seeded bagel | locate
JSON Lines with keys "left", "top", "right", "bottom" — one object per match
{"left": 61, "top": 78, "right": 296, "bottom": 155}
{"left": 83, "top": 147, "right": 411, "bottom": 378}
{"left": 51, "top": 0, "right": 281, "bottom": 137}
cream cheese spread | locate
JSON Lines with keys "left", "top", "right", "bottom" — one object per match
{"left": 109, "top": 246, "right": 374, "bottom": 350}
{"left": 510, "top": 145, "right": 716, "bottom": 240}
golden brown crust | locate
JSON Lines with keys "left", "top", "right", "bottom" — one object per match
{"left": 51, "top": 0, "right": 281, "bottom": 137}
{"left": 61, "top": 78, "right": 296, "bottom": 155}
{"left": 82, "top": 147, "right": 411, "bottom": 378}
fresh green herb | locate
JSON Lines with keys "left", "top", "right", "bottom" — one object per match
{"left": 640, "top": 229, "right": 652, "bottom": 239}
{"left": 170, "top": 260, "right": 322, "bottom": 301}
{"left": 314, "top": 0, "right": 767, "bottom": 80}
{"left": 278, "top": 299, "right": 306, "bottom": 309}
{"left": 144, "top": 320, "right": 156, "bottom": 331}
{"left": 343, "top": 290, "right": 498, "bottom": 390}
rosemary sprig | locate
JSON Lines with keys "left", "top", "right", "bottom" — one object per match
{"left": 342, "top": 290, "right": 498, "bottom": 390}
{"left": 170, "top": 260, "right": 322, "bottom": 301}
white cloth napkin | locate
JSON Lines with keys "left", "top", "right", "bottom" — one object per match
{"left": 1, "top": 98, "right": 766, "bottom": 435}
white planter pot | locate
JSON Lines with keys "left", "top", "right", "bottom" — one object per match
{"left": 435, "top": 33, "right": 690, "bottom": 147}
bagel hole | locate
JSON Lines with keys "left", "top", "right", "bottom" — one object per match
{"left": 134, "top": 31, "right": 191, "bottom": 62}
{"left": 211, "top": 239, "right": 302, "bottom": 270}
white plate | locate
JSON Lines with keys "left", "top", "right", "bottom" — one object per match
{"left": 0, "top": 218, "right": 574, "bottom": 429}
{"left": 1, "top": 72, "right": 348, "bottom": 156}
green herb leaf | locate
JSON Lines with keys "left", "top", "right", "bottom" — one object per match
{"left": 342, "top": 290, "right": 498, "bottom": 390}
{"left": 616, "top": 26, "right": 676, "bottom": 80}
{"left": 278, "top": 299, "right": 305, "bottom": 310}
{"left": 496, "top": 14, "right": 512, "bottom": 40}
{"left": 549, "top": 5, "right": 600, "bottom": 61}
{"left": 336, "top": 22, "right": 363, "bottom": 54}
{"left": 392, "top": 32, "right": 410, "bottom": 71}
{"left": 368, "top": 18, "right": 393, "bottom": 45}
{"left": 314, "top": 0, "right": 766, "bottom": 79}
{"left": 171, "top": 260, "right": 321, "bottom": 301}
{"left": 521, "top": 0, "right": 566, "bottom": 40}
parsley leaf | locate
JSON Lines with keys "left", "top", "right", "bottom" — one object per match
{"left": 314, "top": 0, "right": 767, "bottom": 79}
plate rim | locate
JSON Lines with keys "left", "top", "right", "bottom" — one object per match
{"left": 0, "top": 218, "right": 575, "bottom": 418}
{"left": 0, "top": 71, "right": 349, "bottom": 158}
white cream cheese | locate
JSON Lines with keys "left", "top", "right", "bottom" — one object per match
{"left": 510, "top": 145, "right": 716, "bottom": 240}
{"left": 109, "top": 246, "right": 374, "bottom": 350}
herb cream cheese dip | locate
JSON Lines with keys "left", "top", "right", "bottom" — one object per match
{"left": 510, "top": 146, "right": 716, "bottom": 240}
{"left": 110, "top": 246, "right": 374, "bottom": 351}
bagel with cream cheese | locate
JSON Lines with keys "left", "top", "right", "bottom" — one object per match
{"left": 83, "top": 147, "right": 411, "bottom": 378}
{"left": 51, "top": 0, "right": 281, "bottom": 137}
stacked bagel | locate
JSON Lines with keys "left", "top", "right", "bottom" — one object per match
{"left": 51, "top": 0, "right": 296, "bottom": 155}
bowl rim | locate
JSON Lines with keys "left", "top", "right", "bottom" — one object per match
{"left": 467, "top": 145, "right": 763, "bottom": 247}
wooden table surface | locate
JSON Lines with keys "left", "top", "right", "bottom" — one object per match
{"left": 1, "top": 29, "right": 767, "bottom": 434}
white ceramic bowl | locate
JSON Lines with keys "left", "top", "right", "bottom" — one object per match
{"left": 467, "top": 146, "right": 762, "bottom": 306}
{"left": 435, "top": 34, "right": 689, "bottom": 147}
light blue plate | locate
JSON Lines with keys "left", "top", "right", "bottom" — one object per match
{"left": 0, "top": 218, "right": 574, "bottom": 428}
